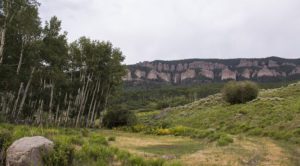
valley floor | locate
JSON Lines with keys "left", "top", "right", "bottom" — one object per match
{"left": 99, "top": 130, "right": 300, "bottom": 166}
{"left": 1, "top": 124, "right": 300, "bottom": 165}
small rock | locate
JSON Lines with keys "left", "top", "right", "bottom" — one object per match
{"left": 6, "top": 136, "right": 54, "bottom": 166}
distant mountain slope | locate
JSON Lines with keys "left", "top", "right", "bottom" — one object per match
{"left": 123, "top": 57, "right": 300, "bottom": 84}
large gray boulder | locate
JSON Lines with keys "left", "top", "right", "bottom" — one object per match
{"left": 6, "top": 136, "right": 54, "bottom": 166}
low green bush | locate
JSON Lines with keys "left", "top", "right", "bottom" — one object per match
{"left": 155, "top": 128, "right": 172, "bottom": 135}
{"left": 102, "top": 109, "right": 137, "bottom": 129}
{"left": 170, "top": 126, "right": 195, "bottom": 136}
{"left": 89, "top": 135, "right": 108, "bottom": 146}
{"left": 44, "top": 141, "right": 75, "bottom": 166}
{"left": 69, "top": 136, "right": 85, "bottom": 146}
{"left": 75, "top": 143, "right": 113, "bottom": 165}
{"left": 0, "top": 128, "right": 12, "bottom": 150}
{"left": 217, "top": 134, "right": 234, "bottom": 146}
{"left": 107, "top": 136, "right": 116, "bottom": 142}
{"left": 81, "top": 128, "right": 90, "bottom": 137}
{"left": 222, "top": 81, "right": 259, "bottom": 104}
{"left": 248, "top": 128, "right": 263, "bottom": 136}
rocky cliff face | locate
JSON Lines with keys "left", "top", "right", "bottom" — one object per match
{"left": 124, "top": 57, "right": 300, "bottom": 84}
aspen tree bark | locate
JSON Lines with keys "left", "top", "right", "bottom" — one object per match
{"left": 75, "top": 75, "right": 91, "bottom": 127}
{"left": 75, "top": 88, "right": 85, "bottom": 127}
{"left": 90, "top": 99, "right": 98, "bottom": 127}
{"left": 0, "top": 0, "right": 12, "bottom": 64}
{"left": 1, "top": 95, "right": 7, "bottom": 113}
{"left": 16, "top": 38, "right": 25, "bottom": 74}
{"left": 16, "top": 67, "right": 35, "bottom": 121}
{"left": 5, "top": 93, "right": 14, "bottom": 115}
{"left": 38, "top": 100, "right": 44, "bottom": 125}
{"left": 48, "top": 83, "right": 54, "bottom": 124}
{"left": 55, "top": 103, "right": 60, "bottom": 125}
{"left": 90, "top": 82, "right": 105, "bottom": 127}
{"left": 86, "top": 80, "right": 99, "bottom": 127}
{"left": 12, "top": 83, "right": 24, "bottom": 117}
{"left": 103, "top": 84, "right": 112, "bottom": 112}
{"left": 65, "top": 99, "right": 71, "bottom": 127}
{"left": 78, "top": 89, "right": 90, "bottom": 127}
{"left": 0, "top": 27, "right": 6, "bottom": 64}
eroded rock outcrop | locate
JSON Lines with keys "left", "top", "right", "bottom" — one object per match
{"left": 147, "top": 70, "right": 158, "bottom": 80}
{"left": 241, "top": 69, "right": 252, "bottom": 79}
{"left": 237, "top": 59, "right": 259, "bottom": 68}
{"left": 181, "top": 69, "right": 196, "bottom": 81}
{"left": 176, "top": 63, "right": 185, "bottom": 72}
{"left": 257, "top": 67, "right": 280, "bottom": 77}
{"left": 6, "top": 136, "right": 54, "bottom": 166}
{"left": 268, "top": 60, "right": 279, "bottom": 68}
{"left": 158, "top": 72, "right": 171, "bottom": 82}
{"left": 126, "top": 57, "right": 300, "bottom": 84}
{"left": 157, "top": 63, "right": 163, "bottom": 71}
{"left": 170, "top": 64, "right": 176, "bottom": 71}
{"left": 200, "top": 69, "right": 214, "bottom": 79}
{"left": 135, "top": 69, "right": 146, "bottom": 79}
{"left": 290, "top": 67, "right": 300, "bottom": 75}
{"left": 163, "top": 64, "right": 170, "bottom": 71}
{"left": 173, "top": 73, "right": 181, "bottom": 84}
{"left": 221, "top": 68, "right": 236, "bottom": 80}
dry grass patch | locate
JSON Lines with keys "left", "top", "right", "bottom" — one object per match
{"left": 181, "top": 137, "right": 292, "bottom": 166}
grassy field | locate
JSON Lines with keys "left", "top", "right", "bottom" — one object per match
{"left": 133, "top": 82, "right": 300, "bottom": 165}
{"left": 1, "top": 82, "right": 300, "bottom": 165}
{"left": 0, "top": 124, "right": 168, "bottom": 166}
{"left": 99, "top": 130, "right": 298, "bottom": 165}
{"left": 138, "top": 82, "right": 300, "bottom": 140}
{"left": 2, "top": 124, "right": 298, "bottom": 165}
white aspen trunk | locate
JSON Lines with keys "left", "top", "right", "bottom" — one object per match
{"left": 63, "top": 93, "right": 67, "bottom": 106}
{"left": 5, "top": 93, "right": 14, "bottom": 115}
{"left": 76, "top": 87, "right": 90, "bottom": 127}
{"left": 35, "top": 100, "right": 41, "bottom": 125}
{"left": 81, "top": 90, "right": 90, "bottom": 126}
{"left": 55, "top": 103, "right": 60, "bottom": 125}
{"left": 98, "top": 84, "right": 111, "bottom": 127}
{"left": 86, "top": 81, "right": 99, "bottom": 127}
{"left": 90, "top": 99, "right": 98, "bottom": 127}
{"left": 12, "top": 83, "right": 24, "bottom": 117}
{"left": 0, "top": 27, "right": 6, "bottom": 64}
{"left": 91, "top": 80, "right": 101, "bottom": 126}
{"left": 93, "top": 102, "right": 101, "bottom": 127}
{"left": 91, "top": 83, "right": 104, "bottom": 127}
{"left": 75, "top": 88, "right": 85, "bottom": 127}
{"left": 48, "top": 83, "right": 54, "bottom": 124}
{"left": 16, "top": 38, "right": 25, "bottom": 74}
{"left": 65, "top": 99, "right": 71, "bottom": 127}
{"left": 0, "top": 21, "right": 6, "bottom": 64}
{"left": 16, "top": 67, "right": 35, "bottom": 120}
{"left": 104, "top": 84, "right": 112, "bottom": 112}
{"left": 75, "top": 75, "right": 90, "bottom": 127}
{"left": 38, "top": 100, "right": 44, "bottom": 125}
{"left": 1, "top": 95, "right": 6, "bottom": 113}
{"left": 74, "top": 89, "right": 80, "bottom": 106}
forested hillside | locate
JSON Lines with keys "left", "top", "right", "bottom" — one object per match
{"left": 110, "top": 81, "right": 293, "bottom": 112}
{"left": 0, "top": 0, "right": 125, "bottom": 127}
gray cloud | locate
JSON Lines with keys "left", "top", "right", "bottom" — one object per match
{"left": 39, "top": 0, "right": 300, "bottom": 64}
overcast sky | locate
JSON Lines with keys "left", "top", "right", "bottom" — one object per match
{"left": 39, "top": 0, "right": 300, "bottom": 64}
